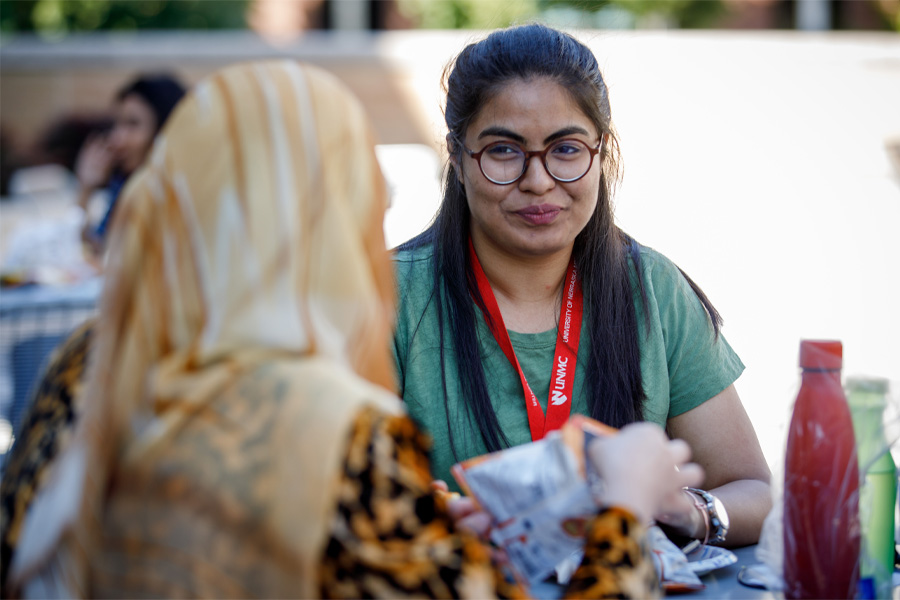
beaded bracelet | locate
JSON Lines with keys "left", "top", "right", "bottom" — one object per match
{"left": 686, "top": 488, "right": 711, "bottom": 546}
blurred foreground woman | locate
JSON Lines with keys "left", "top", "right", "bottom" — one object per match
{"left": 7, "top": 61, "right": 700, "bottom": 599}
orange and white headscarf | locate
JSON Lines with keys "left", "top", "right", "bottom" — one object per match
{"left": 10, "top": 60, "right": 400, "bottom": 597}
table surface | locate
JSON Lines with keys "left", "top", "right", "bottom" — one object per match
{"left": 530, "top": 544, "right": 776, "bottom": 599}
{"left": 685, "top": 545, "right": 774, "bottom": 599}
{"left": 0, "top": 277, "right": 102, "bottom": 311}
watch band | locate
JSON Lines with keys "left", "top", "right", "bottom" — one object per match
{"left": 685, "top": 487, "right": 729, "bottom": 544}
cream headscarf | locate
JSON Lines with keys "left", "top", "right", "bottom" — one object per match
{"left": 10, "top": 61, "right": 400, "bottom": 597}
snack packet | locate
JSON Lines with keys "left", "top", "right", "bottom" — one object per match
{"left": 451, "top": 416, "right": 713, "bottom": 592}
{"left": 451, "top": 416, "right": 615, "bottom": 585}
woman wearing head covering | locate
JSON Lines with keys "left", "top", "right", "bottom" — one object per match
{"left": 75, "top": 74, "right": 186, "bottom": 259}
{"left": 6, "top": 61, "right": 700, "bottom": 599}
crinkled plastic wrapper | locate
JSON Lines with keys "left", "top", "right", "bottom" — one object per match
{"left": 451, "top": 416, "right": 612, "bottom": 586}
{"left": 451, "top": 416, "right": 716, "bottom": 593}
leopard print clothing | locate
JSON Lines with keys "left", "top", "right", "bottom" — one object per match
{"left": 565, "top": 507, "right": 660, "bottom": 599}
{"left": 0, "top": 320, "right": 94, "bottom": 592}
{"left": 319, "top": 406, "right": 525, "bottom": 599}
{"left": 320, "top": 407, "right": 658, "bottom": 599}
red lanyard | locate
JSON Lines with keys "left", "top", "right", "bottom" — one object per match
{"left": 468, "top": 239, "right": 584, "bottom": 441}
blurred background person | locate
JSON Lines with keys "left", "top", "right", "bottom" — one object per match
{"left": 75, "top": 73, "right": 185, "bottom": 261}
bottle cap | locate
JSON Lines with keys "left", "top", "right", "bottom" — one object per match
{"left": 799, "top": 340, "right": 842, "bottom": 370}
{"left": 845, "top": 376, "right": 889, "bottom": 395}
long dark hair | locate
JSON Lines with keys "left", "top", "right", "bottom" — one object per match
{"left": 399, "top": 24, "right": 721, "bottom": 458}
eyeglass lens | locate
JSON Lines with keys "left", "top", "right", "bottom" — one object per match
{"left": 480, "top": 139, "right": 594, "bottom": 184}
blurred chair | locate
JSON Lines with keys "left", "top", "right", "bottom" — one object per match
{"left": 0, "top": 280, "right": 99, "bottom": 465}
{"left": 9, "top": 333, "right": 69, "bottom": 432}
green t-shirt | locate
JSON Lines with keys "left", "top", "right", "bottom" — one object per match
{"left": 392, "top": 243, "right": 744, "bottom": 489}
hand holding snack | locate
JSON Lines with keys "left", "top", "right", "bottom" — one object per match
{"left": 451, "top": 417, "right": 706, "bottom": 585}
{"left": 653, "top": 492, "right": 708, "bottom": 540}
{"left": 431, "top": 480, "right": 492, "bottom": 540}
{"left": 587, "top": 422, "right": 704, "bottom": 524}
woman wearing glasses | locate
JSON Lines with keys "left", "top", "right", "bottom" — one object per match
{"left": 393, "top": 23, "right": 772, "bottom": 548}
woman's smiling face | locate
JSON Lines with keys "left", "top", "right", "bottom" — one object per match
{"left": 457, "top": 77, "right": 602, "bottom": 261}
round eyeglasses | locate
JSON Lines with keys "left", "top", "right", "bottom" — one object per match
{"left": 463, "top": 138, "right": 603, "bottom": 185}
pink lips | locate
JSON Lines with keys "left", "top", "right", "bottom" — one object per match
{"left": 515, "top": 204, "right": 561, "bottom": 226}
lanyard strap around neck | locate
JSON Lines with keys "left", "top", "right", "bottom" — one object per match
{"left": 468, "top": 239, "right": 584, "bottom": 441}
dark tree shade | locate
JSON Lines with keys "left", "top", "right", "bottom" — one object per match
{"left": 1, "top": 0, "right": 250, "bottom": 34}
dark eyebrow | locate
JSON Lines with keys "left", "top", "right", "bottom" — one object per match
{"left": 543, "top": 127, "right": 591, "bottom": 145}
{"left": 476, "top": 125, "right": 593, "bottom": 146}
{"left": 477, "top": 127, "right": 525, "bottom": 143}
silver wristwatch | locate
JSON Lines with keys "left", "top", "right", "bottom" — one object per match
{"left": 686, "top": 487, "right": 730, "bottom": 544}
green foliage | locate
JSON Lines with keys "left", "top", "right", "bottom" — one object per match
{"left": 398, "top": 0, "right": 539, "bottom": 29}
{"left": 875, "top": 0, "right": 900, "bottom": 32}
{"left": 538, "top": 0, "right": 724, "bottom": 28}
{"left": 397, "top": 0, "right": 724, "bottom": 29}
{"left": 0, "top": 0, "right": 249, "bottom": 36}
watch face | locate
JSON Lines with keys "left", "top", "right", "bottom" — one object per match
{"left": 713, "top": 495, "right": 730, "bottom": 530}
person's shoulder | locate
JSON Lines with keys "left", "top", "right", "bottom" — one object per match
{"left": 627, "top": 242, "right": 682, "bottom": 282}
{"left": 626, "top": 240, "right": 680, "bottom": 283}
{"left": 391, "top": 240, "right": 440, "bottom": 339}
{"left": 628, "top": 243, "right": 700, "bottom": 306}
{"left": 633, "top": 243, "right": 677, "bottom": 273}
{"left": 392, "top": 241, "right": 434, "bottom": 266}
{"left": 391, "top": 241, "right": 435, "bottom": 288}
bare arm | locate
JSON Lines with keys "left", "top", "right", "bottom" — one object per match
{"left": 663, "top": 384, "right": 772, "bottom": 547}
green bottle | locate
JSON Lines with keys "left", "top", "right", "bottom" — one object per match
{"left": 846, "top": 377, "right": 897, "bottom": 599}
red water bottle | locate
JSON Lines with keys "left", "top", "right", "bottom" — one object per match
{"left": 783, "top": 340, "right": 860, "bottom": 598}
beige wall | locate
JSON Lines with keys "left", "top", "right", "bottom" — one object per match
{"left": 0, "top": 31, "right": 437, "bottom": 159}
